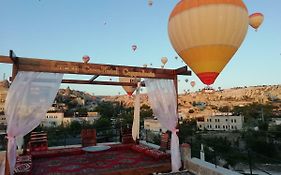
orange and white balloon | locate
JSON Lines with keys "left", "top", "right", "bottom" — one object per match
{"left": 249, "top": 13, "right": 264, "bottom": 31}
{"left": 168, "top": 0, "right": 249, "bottom": 85}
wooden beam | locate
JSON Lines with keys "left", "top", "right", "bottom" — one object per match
{"left": 89, "top": 75, "right": 99, "bottom": 82}
{"left": 175, "top": 66, "right": 192, "bottom": 76}
{"left": 0, "top": 56, "right": 13, "bottom": 64}
{"left": 62, "top": 79, "right": 145, "bottom": 87}
{"left": 14, "top": 57, "right": 175, "bottom": 79}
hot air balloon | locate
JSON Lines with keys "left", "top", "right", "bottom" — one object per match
{"left": 190, "top": 81, "right": 195, "bottom": 88}
{"left": 174, "top": 56, "right": 178, "bottom": 60}
{"left": 249, "top": 13, "right": 264, "bottom": 31}
{"left": 161, "top": 57, "right": 168, "bottom": 65}
{"left": 185, "top": 79, "right": 188, "bottom": 83}
{"left": 148, "top": 0, "right": 153, "bottom": 6}
{"left": 119, "top": 77, "right": 138, "bottom": 96}
{"left": 168, "top": 0, "right": 249, "bottom": 85}
{"left": 82, "top": 55, "right": 90, "bottom": 64}
{"left": 132, "top": 45, "right": 137, "bottom": 52}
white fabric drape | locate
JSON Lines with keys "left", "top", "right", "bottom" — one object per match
{"left": 4, "top": 71, "right": 63, "bottom": 174}
{"left": 132, "top": 84, "right": 141, "bottom": 141}
{"left": 145, "top": 79, "right": 181, "bottom": 172}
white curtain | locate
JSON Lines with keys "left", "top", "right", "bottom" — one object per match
{"left": 132, "top": 84, "right": 141, "bottom": 141}
{"left": 4, "top": 71, "right": 63, "bottom": 174}
{"left": 145, "top": 79, "right": 181, "bottom": 172}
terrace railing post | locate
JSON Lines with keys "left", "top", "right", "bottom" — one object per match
{"left": 248, "top": 149, "right": 253, "bottom": 175}
{"left": 64, "top": 131, "right": 66, "bottom": 146}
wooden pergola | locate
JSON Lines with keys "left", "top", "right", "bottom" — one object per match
{"left": 0, "top": 50, "right": 191, "bottom": 93}
{"left": 0, "top": 50, "right": 191, "bottom": 174}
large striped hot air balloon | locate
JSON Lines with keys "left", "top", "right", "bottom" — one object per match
{"left": 249, "top": 13, "right": 264, "bottom": 31}
{"left": 119, "top": 77, "right": 138, "bottom": 96}
{"left": 168, "top": 0, "right": 249, "bottom": 85}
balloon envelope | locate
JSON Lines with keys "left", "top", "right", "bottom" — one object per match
{"left": 249, "top": 13, "right": 264, "bottom": 30}
{"left": 119, "top": 77, "right": 138, "bottom": 96}
{"left": 168, "top": 0, "right": 249, "bottom": 85}
{"left": 132, "top": 45, "right": 137, "bottom": 51}
{"left": 190, "top": 81, "right": 195, "bottom": 87}
{"left": 161, "top": 57, "right": 168, "bottom": 65}
{"left": 82, "top": 55, "right": 90, "bottom": 63}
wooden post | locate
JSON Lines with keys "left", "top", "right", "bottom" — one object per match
{"left": 10, "top": 50, "right": 18, "bottom": 81}
{"left": 173, "top": 75, "right": 178, "bottom": 112}
{"left": 5, "top": 141, "right": 10, "bottom": 175}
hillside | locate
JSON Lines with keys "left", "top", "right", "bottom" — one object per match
{"left": 102, "top": 85, "right": 281, "bottom": 119}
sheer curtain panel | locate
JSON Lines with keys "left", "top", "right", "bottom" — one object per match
{"left": 132, "top": 84, "right": 141, "bottom": 141}
{"left": 4, "top": 71, "right": 63, "bottom": 174}
{"left": 145, "top": 79, "right": 181, "bottom": 172}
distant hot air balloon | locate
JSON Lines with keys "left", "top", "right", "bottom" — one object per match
{"left": 82, "top": 55, "right": 90, "bottom": 64}
{"left": 249, "top": 13, "right": 264, "bottom": 31}
{"left": 174, "top": 56, "right": 178, "bottom": 60}
{"left": 190, "top": 81, "right": 196, "bottom": 88}
{"left": 168, "top": 0, "right": 249, "bottom": 85}
{"left": 119, "top": 77, "right": 138, "bottom": 96}
{"left": 161, "top": 57, "right": 168, "bottom": 66}
{"left": 148, "top": 0, "right": 153, "bottom": 6}
{"left": 132, "top": 45, "right": 137, "bottom": 52}
{"left": 185, "top": 79, "right": 189, "bottom": 83}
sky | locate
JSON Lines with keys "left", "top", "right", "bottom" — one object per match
{"left": 0, "top": 0, "right": 281, "bottom": 96}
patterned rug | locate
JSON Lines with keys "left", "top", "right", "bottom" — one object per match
{"left": 32, "top": 147, "right": 170, "bottom": 175}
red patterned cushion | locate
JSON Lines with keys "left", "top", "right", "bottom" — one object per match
{"left": 16, "top": 155, "right": 32, "bottom": 163}
{"left": 14, "top": 162, "right": 32, "bottom": 174}
{"left": 144, "top": 149, "right": 169, "bottom": 159}
{"left": 131, "top": 145, "right": 150, "bottom": 153}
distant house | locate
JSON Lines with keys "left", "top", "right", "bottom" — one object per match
{"left": 144, "top": 119, "right": 167, "bottom": 132}
{"left": 63, "top": 112, "right": 100, "bottom": 126}
{"left": 197, "top": 113, "right": 244, "bottom": 131}
{"left": 41, "top": 112, "right": 64, "bottom": 127}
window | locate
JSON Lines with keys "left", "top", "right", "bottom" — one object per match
{"left": 231, "top": 119, "right": 233, "bottom": 123}
{"left": 218, "top": 125, "right": 220, "bottom": 128}
{"left": 218, "top": 119, "right": 220, "bottom": 122}
{"left": 234, "top": 119, "right": 236, "bottom": 123}
{"left": 231, "top": 126, "right": 234, "bottom": 129}
{"left": 226, "top": 119, "right": 228, "bottom": 122}
{"left": 210, "top": 119, "right": 212, "bottom": 122}
{"left": 223, "top": 125, "right": 225, "bottom": 129}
